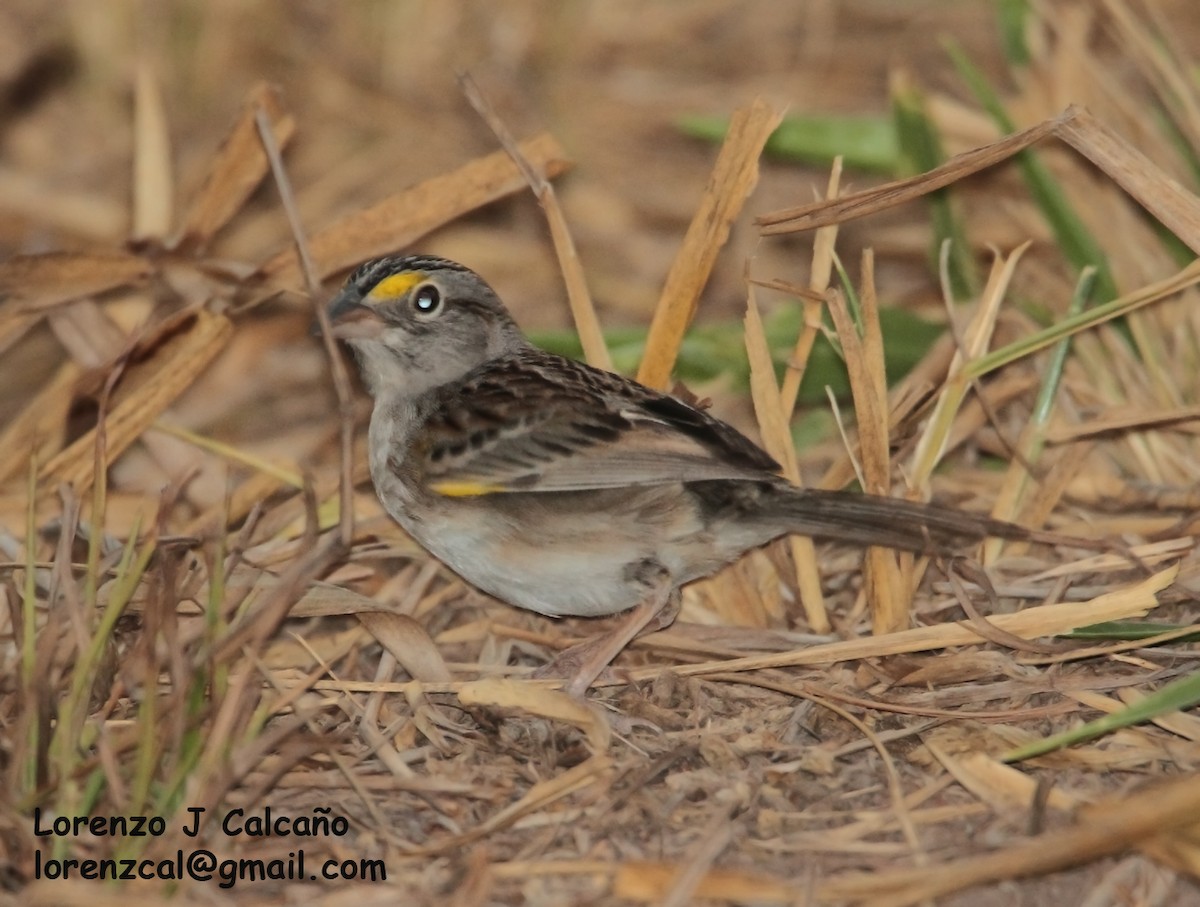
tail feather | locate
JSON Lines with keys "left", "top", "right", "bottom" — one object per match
{"left": 764, "top": 486, "right": 1095, "bottom": 555}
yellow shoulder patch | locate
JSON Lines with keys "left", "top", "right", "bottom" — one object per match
{"left": 429, "top": 479, "right": 508, "bottom": 497}
{"left": 368, "top": 271, "right": 424, "bottom": 303}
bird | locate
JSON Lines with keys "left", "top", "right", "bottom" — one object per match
{"left": 325, "top": 254, "right": 1059, "bottom": 697}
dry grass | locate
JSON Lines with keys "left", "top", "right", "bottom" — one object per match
{"left": 2, "top": 2, "right": 1200, "bottom": 905}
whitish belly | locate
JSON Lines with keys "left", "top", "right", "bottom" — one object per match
{"left": 420, "top": 518, "right": 648, "bottom": 618}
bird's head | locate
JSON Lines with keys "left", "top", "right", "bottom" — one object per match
{"left": 325, "top": 255, "right": 526, "bottom": 397}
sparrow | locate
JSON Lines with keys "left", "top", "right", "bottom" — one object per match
{"left": 326, "top": 255, "right": 1055, "bottom": 696}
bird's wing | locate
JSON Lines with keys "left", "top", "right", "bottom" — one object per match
{"left": 413, "top": 349, "right": 780, "bottom": 496}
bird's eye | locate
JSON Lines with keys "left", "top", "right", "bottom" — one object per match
{"left": 412, "top": 284, "right": 442, "bottom": 316}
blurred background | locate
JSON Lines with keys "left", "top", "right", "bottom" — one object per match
{"left": 1, "top": 0, "right": 1197, "bottom": 496}
{"left": 0, "top": 0, "right": 1076, "bottom": 327}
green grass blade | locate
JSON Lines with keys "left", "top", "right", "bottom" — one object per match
{"left": 1003, "top": 670, "right": 1200, "bottom": 762}
{"left": 60, "top": 517, "right": 158, "bottom": 767}
{"left": 831, "top": 250, "right": 862, "bottom": 330}
{"left": 985, "top": 268, "right": 1091, "bottom": 563}
{"left": 945, "top": 39, "right": 1120, "bottom": 302}
{"left": 534, "top": 304, "right": 943, "bottom": 409}
{"left": 963, "top": 258, "right": 1200, "bottom": 379}
{"left": 892, "top": 81, "right": 980, "bottom": 299}
{"left": 996, "top": 0, "right": 1032, "bottom": 67}
{"left": 679, "top": 113, "right": 900, "bottom": 173}
{"left": 1030, "top": 268, "right": 1093, "bottom": 429}
{"left": 1062, "top": 620, "right": 1200, "bottom": 642}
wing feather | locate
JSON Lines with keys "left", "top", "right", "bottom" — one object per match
{"left": 415, "top": 349, "right": 779, "bottom": 495}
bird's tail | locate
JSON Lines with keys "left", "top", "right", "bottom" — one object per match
{"left": 761, "top": 486, "right": 1095, "bottom": 555}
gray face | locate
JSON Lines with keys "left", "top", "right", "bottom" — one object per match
{"left": 326, "top": 257, "right": 527, "bottom": 398}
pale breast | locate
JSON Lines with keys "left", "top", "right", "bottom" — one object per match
{"left": 394, "top": 483, "right": 710, "bottom": 618}
{"left": 367, "top": 399, "right": 424, "bottom": 525}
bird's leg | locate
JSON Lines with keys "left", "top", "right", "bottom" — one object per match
{"left": 535, "top": 564, "right": 677, "bottom": 698}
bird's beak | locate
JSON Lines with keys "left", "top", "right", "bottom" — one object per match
{"left": 321, "top": 288, "right": 385, "bottom": 340}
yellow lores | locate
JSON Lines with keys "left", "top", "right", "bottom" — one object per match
{"left": 367, "top": 270, "right": 425, "bottom": 303}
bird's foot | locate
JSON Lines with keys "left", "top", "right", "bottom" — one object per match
{"left": 532, "top": 643, "right": 635, "bottom": 697}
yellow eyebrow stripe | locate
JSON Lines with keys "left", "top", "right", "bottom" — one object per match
{"left": 429, "top": 480, "right": 508, "bottom": 497}
{"left": 368, "top": 271, "right": 424, "bottom": 302}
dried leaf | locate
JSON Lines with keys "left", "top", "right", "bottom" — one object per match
{"left": 780, "top": 159, "right": 842, "bottom": 415}
{"left": 175, "top": 82, "right": 296, "bottom": 250}
{"left": 926, "top": 743, "right": 1082, "bottom": 813}
{"left": 259, "top": 132, "right": 572, "bottom": 290}
{"left": 615, "top": 861, "right": 796, "bottom": 903}
{"left": 132, "top": 63, "right": 173, "bottom": 242}
{"left": 0, "top": 360, "right": 80, "bottom": 484}
{"left": 825, "top": 258, "right": 908, "bottom": 633}
{"left": 744, "top": 289, "right": 827, "bottom": 633}
{"left": 757, "top": 107, "right": 1075, "bottom": 233}
{"left": 459, "top": 678, "right": 611, "bottom": 753}
{"left": 638, "top": 97, "right": 781, "bottom": 389}
{"left": 1057, "top": 101, "right": 1200, "bottom": 256}
{"left": 635, "top": 565, "right": 1177, "bottom": 680}
{"left": 40, "top": 308, "right": 233, "bottom": 494}
{"left": 819, "top": 770, "right": 1200, "bottom": 905}
{"left": 359, "top": 612, "right": 452, "bottom": 683}
{"left": 0, "top": 252, "right": 152, "bottom": 311}
{"left": 459, "top": 73, "right": 609, "bottom": 370}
